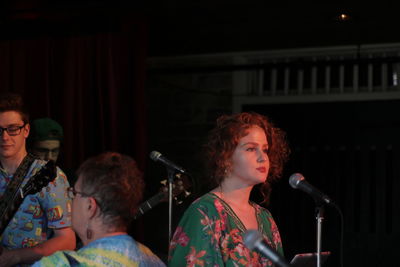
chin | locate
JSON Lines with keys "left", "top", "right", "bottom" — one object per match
{"left": 1, "top": 151, "right": 15, "bottom": 158}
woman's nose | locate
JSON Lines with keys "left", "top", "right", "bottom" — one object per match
{"left": 257, "top": 150, "right": 266, "bottom": 162}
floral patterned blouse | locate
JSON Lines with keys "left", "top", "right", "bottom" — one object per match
{"left": 168, "top": 193, "right": 283, "bottom": 267}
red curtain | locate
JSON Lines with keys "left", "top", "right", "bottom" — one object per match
{"left": 0, "top": 20, "right": 148, "bottom": 172}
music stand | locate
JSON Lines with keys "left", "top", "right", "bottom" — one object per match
{"left": 290, "top": 251, "right": 331, "bottom": 267}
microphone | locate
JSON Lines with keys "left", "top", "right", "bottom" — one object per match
{"left": 243, "top": 230, "right": 291, "bottom": 267}
{"left": 289, "top": 173, "right": 333, "bottom": 206}
{"left": 149, "top": 151, "right": 187, "bottom": 174}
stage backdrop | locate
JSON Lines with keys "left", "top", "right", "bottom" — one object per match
{"left": 0, "top": 19, "right": 148, "bottom": 172}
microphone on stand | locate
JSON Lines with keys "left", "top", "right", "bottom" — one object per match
{"left": 289, "top": 173, "right": 340, "bottom": 267}
{"left": 149, "top": 151, "right": 187, "bottom": 174}
{"left": 243, "top": 230, "right": 291, "bottom": 267}
{"left": 289, "top": 173, "right": 335, "bottom": 206}
{"left": 149, "top": 150, "right": 188, "bottom": 242}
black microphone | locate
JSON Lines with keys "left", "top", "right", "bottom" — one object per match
{"left": 289, "top": 173, "right": 334, "bottom": 206}
{"left": 149, "top": 151, "right": 187, "bottom": 174}
{"left": 243, "top": 230, "right": 291, "bottom": 267}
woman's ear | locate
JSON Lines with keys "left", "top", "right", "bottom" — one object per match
{"left": 87, "top": 197, "right": 97, "bottom": 219}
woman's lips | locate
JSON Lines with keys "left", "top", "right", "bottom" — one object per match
{"left": 256, "top": 167, "right": 266, "bottom": 173}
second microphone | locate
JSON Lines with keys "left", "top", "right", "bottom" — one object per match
{"left": 150, "top": 151, "right": 187, "bottom": 174}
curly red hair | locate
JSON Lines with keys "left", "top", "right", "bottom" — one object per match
{"left": 204, "top": 112, "right": 290, "bottom": 203}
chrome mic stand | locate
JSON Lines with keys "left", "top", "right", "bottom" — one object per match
{"left": 315, "top": 204, "right": 325, "bottom": 267}
{"left": 166, "top": 168, "right": 176, "bottom": 242}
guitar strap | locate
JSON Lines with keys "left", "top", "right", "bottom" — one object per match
{"left": 0, "top": 153, "right": 36, "bottom": 215}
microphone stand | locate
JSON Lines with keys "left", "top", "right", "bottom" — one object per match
{"left": 167, "top": 167, "right": 176, "bottom": 243}
{"left": 315, "top": 203, "right": 325, "bottom": 267}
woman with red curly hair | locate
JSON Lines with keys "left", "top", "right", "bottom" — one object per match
{"left": 169, "top": 112, "right": 290, "bottom": 266}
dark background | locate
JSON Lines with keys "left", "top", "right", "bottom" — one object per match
{"left": 1, "top": 1, "right": 400, "bottom": 266}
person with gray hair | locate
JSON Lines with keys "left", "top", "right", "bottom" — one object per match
{"left": 33, "top": 152, "right": 166, "bottom": 267}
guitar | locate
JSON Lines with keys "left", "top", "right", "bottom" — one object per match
{"left": 0, "top": 160, "right": 57, "bottom": 236}
{"left": 134, "top": 173, "right": 191, "bottom": 220}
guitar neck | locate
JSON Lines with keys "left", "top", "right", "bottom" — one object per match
{"left": 0, "top": 191, "right": 24, "bottom": 235}
{"left": 134, "top": 192, "right": 166, "bottom": 219}
{"left": 0, "top": 161, "right": 56, "bottom": 236}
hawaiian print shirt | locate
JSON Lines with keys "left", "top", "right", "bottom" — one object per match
{"left": 0, "top": 159, "right": 72, "bottom": 249}
{"left": 169, "top": 193, "right": 283, "bottom": 267}
{"left": 32, "top": 234, "right": 166, "bottom": 267}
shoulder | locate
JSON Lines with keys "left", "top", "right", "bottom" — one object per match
{"left": 252, "top": 203, "right": 282, "bottom": 241}
{"left": 184, "top": 193, "right": 221, "bottom": 215}
{"left": 176, "top": 193, "right": 228, "bottom": 228}
{"left": 252, "top": 202, "right": 274, "bottom": 217}
{"left": 32, "top": 250, "right": 73, "bottom": 266}
{"left": 82, "top": 235, "right": 165, "bottom": 266}
{"left": 135, "top": 241, "right": 166, "bottom": 265}
{"left": 252, "top": 202, "right": 280, "bottom": 228}
{"left": 32, "top": 159, "right": 69, "bottom": 185}
{"left": 30, "top": 159, "right": 66, "bottom": 177}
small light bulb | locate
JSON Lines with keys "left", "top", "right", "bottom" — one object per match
{"left": 337, "top": 13, "right": 351, "bottom": 21}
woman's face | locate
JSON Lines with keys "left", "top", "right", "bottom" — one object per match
{"left": 228, "top": 126, "right": 270, "bottom": 186}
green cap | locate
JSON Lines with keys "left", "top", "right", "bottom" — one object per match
{"left": 31, "top": 118, "right": 63, "bottom": 142}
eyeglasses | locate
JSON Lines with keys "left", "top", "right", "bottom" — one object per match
{"left": 67, "top": 187, "right": 90, "bottom": 199}
{"left": 0, "top": 124, "right": 26, "bottom": 136}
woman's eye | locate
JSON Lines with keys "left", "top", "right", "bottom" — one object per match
{"left": 246, "top": 147, "right": 255, "bottom": 151}
{"left": 263, "top": 149, "right": 269, "bottom": 154}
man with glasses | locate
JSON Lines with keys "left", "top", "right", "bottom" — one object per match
{"left": 0, "top": 93, "right": 75, "bottom": 266}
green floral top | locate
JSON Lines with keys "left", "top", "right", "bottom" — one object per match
{"left": 168, "top": 193, "right": 283, "bottom": 267}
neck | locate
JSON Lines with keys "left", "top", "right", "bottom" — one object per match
{"left": 83, "top": 231, "right": 127, "bottom": 246}
{"left": 0, "top": 150, "right": 27, "bottom": 175}
{"left": 213, "top": 180, "right": 253, "bottom": 207}
{"left": 82, "top": 218, "right": 128, "bottom": 246}
{"left": 103, "top": 231, "right": 127, "bottom": 237}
